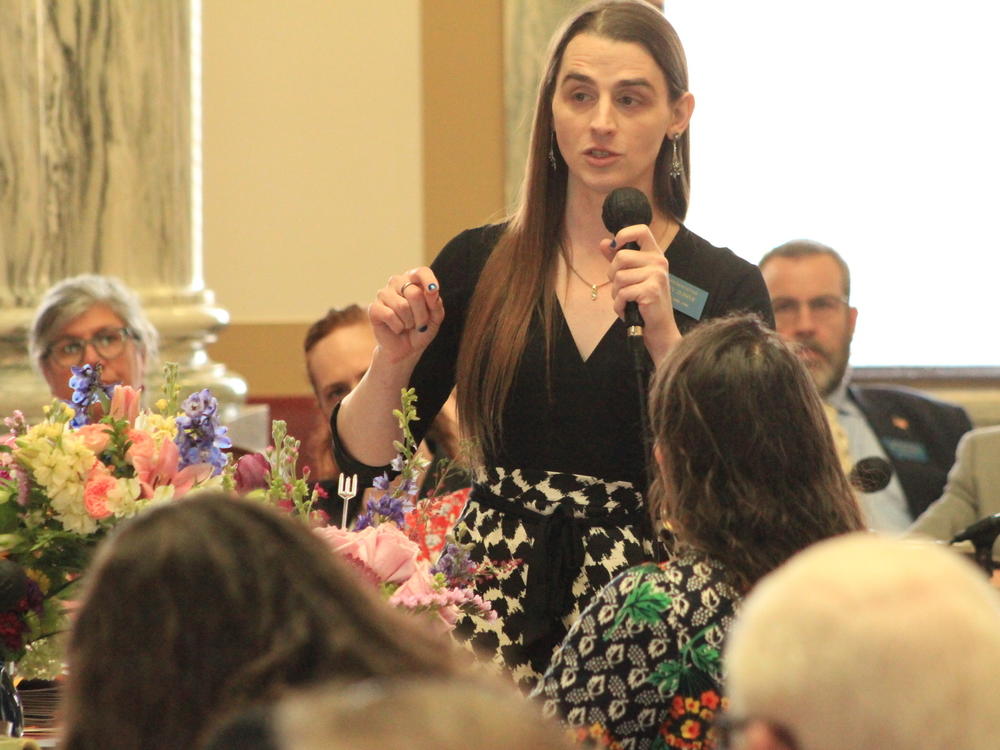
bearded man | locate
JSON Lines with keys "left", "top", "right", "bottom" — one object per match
{"left": 759, "top": 240, "right": 970, "bottom": 531}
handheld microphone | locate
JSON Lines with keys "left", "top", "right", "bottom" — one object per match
{"left": 951, "top": 513, "right": 1000, "bottom": 576}
{"left": 601, "top": 187, "right": 653, "bottom": 338}
{"left": 951, "top": 513, "right": 1000, "bottom": 546}
{"left": 848, "top": 456, "right": 893, "bottom": 494}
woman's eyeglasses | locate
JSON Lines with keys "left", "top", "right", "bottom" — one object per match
{"left": 46, "top": 327, "right": 135, "bottom": 367}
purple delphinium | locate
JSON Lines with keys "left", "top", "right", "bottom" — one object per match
{"left": 67, "top": 364, "right": 115, "bottom": 427}
{"left": 353, "top": 493, "right": 412, "bottom": 531}
{"left": 174, "top": 389, "right": 232, "bottom": 474}
{"left": 431, "top": 542, "right": 476, "bottom": 587}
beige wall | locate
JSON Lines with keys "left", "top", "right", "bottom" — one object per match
{"left": 203, "top": 0, "right": 504, "bottom": 396}
{"left": 202, "top": 0, "right": 424, "bottom": 326}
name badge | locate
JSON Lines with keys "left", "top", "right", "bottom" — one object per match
{"left": 882, "top": 436, "right": 930, "bottom": 464}
{"left": 670, "top": 275, "right": 709, "bottom": 320}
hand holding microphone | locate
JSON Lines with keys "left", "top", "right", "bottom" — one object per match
{"left": 600, "top": 188, "right": 681, "bottom": 362}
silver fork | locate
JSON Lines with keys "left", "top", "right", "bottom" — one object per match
{"left": 337, "top": 473, "right": 358, "bottom": 528}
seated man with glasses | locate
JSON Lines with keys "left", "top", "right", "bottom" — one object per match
{"left": 719, "top": 534, "right": 1000, "bottom": 750}
{"left": 759, "top": 240, "right": 970, "bottom": 531}
{"left": 28, "top": 274, "right": 159, "bottom": 402}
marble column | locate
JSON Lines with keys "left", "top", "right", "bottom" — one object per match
{"left": 0, "top": 0, "right": 248, "bottom": 424}
{"left": 502, "top": 0, "right": 585, "bottom": 208}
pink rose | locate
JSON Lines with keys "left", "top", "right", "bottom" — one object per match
{"left": 389, "top": 561, "right": 437, "bottom": 603}
{"left": 109, "top": 385, "right": 142, "bottom": 424}
{"left": 76, "top": 424, "right": 112, "bottom": 455}
{"left": 315, "top": 524, "right": 420, "bottom": 585}
{"left": 234, "top": 453, "right": 270, "bottom": 494}
{"left": 125, "top": 429, "right": 155, "bottom": 464}
{"left": 83, "top": 464, "right": 115, "bottom": 519}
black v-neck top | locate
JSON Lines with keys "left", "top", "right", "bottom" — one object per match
{"left": 333, "top": 223, "right": 773, "bottom": 492}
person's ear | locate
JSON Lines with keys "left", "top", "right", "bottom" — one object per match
{"left": 669, "top": 92, "right": 695, "bottom": 136}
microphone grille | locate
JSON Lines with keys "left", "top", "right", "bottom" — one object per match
{"left": 849, "top": 456, "right": 893, "bottom": 493}
{"left": 601, "top": 187, "right": 653, "bottom": 234}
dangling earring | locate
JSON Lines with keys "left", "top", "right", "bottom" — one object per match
{"left": 669, "top": 133, "right": 683, "bottom": 179}
{"left": 549, "top": 132, "right": 558, "bottom": 170}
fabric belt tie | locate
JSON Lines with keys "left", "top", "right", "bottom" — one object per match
{"left": 472, "top": 486, "right": 644, "bottom": 646}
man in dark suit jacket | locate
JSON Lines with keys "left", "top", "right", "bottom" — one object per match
{"left": 760, "top": 240, "right": 971, "bottom": 530}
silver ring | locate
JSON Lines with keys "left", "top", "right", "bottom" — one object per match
{"left": 398, "top": 281, "right": 417, "bottom": 296}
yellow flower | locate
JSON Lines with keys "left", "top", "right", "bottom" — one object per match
{"left": 104, "top": 477, "right": 144, "bottom": 519}
{"left": 685, "top": 697, "right": 701, "bottom": 713}
{"left": 134, "top": 412, "right": 177, "bottom": 443}
{"left": 25, "top": 568, "right": 52, "bottom": 595}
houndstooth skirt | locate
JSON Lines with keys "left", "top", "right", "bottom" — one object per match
{"left": 451, "top": 466, "right": 657, "bottom": 691}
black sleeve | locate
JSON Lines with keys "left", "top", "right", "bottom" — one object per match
{"left": 329, "top": 225, "right": 500, "bottom": 484}
{"left": 722, "top": 262, "right": 775, "bottom": 328}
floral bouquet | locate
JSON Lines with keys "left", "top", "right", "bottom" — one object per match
{"left": 236, "top": 389, "right": 511, "bottom": 632}
{"left": 0, "top": 363, "right": 231, "bottom": 677}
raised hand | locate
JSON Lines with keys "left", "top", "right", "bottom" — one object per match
{"left": 369, "top": 267, "right": 445, "bottom": 364}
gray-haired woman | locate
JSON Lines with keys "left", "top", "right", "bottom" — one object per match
{"left": 28, "top": 274, "right": 158, "bottom": 401}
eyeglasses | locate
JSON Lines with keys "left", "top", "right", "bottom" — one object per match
{"left": 771, "top": 295, "right": 849, "bottom": 323}
{"left": 45, "top": 327, "right": 135, "bottom": 367}
{"left": 713, "top": 713, "right": 799, "bottom": 750}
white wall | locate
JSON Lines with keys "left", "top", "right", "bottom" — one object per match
{"left": 670, "top": 0, "right": 1000, "bottom": 366}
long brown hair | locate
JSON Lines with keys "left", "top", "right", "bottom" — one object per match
{"left": 456, "top": 0, "right": 691, "bottom": 461}
{"left": 647, "top": 315, "right": 865, "bottom": 591}
{"left": 60, "top": 495, "right": 462, "bottom": 750}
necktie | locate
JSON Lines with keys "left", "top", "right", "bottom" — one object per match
{"left": 823, "top": 401, "right": 854, "bottom": 478}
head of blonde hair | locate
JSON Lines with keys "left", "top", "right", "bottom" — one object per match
{"left": 725, "top": 533, "right": 1000, "bottom": 750}
{"left": 275, "top": 677, "right": 575, "bottom": 750}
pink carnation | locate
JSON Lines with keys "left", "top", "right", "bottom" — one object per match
{"left": 83, "top": 464, "right": 115, "bottom": 519}
{"left": 314, "top": 523, "right": 421, "bottom": 585}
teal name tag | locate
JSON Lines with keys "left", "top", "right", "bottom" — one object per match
{"left": 882, "top": 436, "right": 929, "bottom": 463}
{"left": 670, "top": 274, "right": 709, "bottom": 320}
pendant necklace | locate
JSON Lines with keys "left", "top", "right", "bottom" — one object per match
{"left": 564, "top": 258, "right": 611, "bottom": 301}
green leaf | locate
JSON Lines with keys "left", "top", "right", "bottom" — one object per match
{"left": 0, "top": 501, "right": 20, "bottom": 533}
{"left": 647, "top": 659, "right": 683, "bottom": 696}
{"left": 689, "top": 642, "right": 722, "bottom": 676}
{"left": 605, "top": 579, "right": 672, "bottom": 638}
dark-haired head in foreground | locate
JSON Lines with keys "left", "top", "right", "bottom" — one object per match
{"left": 647, "top": 313, "right": 865, "bottom": 590}
{"left": 60, "top": 494, "right": 464, "bottom": 750}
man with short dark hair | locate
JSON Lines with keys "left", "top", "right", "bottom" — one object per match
{"left": 759, "top": 240, "right": 971, "bottom": 530}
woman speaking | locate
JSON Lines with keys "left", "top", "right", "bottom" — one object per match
{"left": 334, "top": 0, "right": 773, "bottom": 687}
